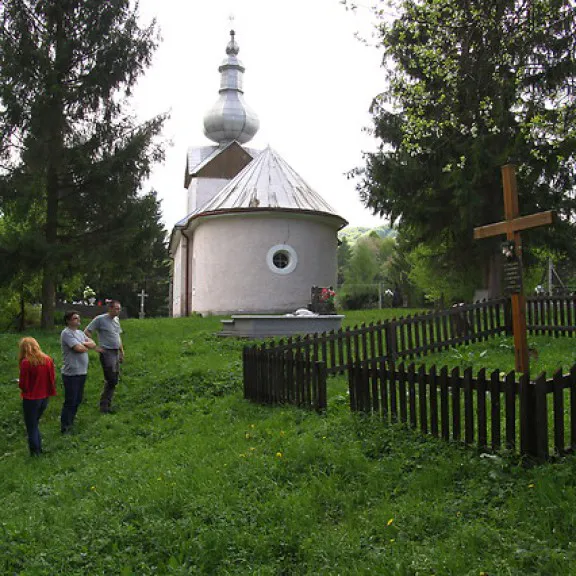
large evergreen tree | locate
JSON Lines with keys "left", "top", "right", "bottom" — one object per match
{"left": 355, "top": 0, "right": 576, "bottom": 296}
{"left": 0, "top": 0, "right": 166, "bottom": 327}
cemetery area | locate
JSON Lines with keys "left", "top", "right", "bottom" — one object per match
{"left": 1, "top": 313, "right": 576, "bottom": 574}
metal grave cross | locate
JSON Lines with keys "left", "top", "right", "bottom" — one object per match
{"left": 473, "top": 164, "right": 555, "bottom": 374}
{"left": 138, "top": 289, "right": 149, "bottom": 320}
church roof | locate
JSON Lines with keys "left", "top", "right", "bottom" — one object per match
{"left": 184, "top": 142, "right": 260, "bottom": 187}
{"left": 186, "top": 146, "right": 219, "bottom": 175}
{"left": 177, "top": 146, "right": 346, "bottom": 228}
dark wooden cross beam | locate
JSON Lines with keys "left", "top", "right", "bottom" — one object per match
{"left": 473, "top": 164, "right": 555, "bottom": 374}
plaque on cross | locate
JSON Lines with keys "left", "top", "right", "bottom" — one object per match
{"left": 473, "top": 164, "right": 555, "bottom": 374}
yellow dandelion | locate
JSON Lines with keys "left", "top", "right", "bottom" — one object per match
{"left": 456, "top": 511, "right": 461, "bottom": 517}
{"left": 245, "top": 433, "right": 251, "bottom": 439}
{"left": 249, "top": 447, "right": 256, "bottom": 451}
{"left": 90, "top": 486, "right": 96, "bottom": 491}
{"left": 276, "top": 452, "right": 283, "bottom": 458}
{"left": 390, "top": 539, "right": 395, "bottom": 543}
{"left": 250, "top": 424, "right": 255, "bottom": 429}
{"left": 387, "top": 518, "right": 394, "bottom": 526}
{"left": 239, "top": 453, "right": 246, "bottom": 458}
{"left": 528, "top": 483, "right": 535, "bottom": 489}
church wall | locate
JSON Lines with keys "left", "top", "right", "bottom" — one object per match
{"left": 172, "top": 240, "right": 183, "bottom": 317}
{"left": 187, "top": 177, "right": 230, "bottom": 214}
{"left": 172, "top": 236, "right": 193, "bottom": 318}
{"left": 190, "top": 213, "right": 339, "bottom": 315}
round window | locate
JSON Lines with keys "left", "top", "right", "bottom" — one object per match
{"left": 267, "top": 244, "right": 298, "bottom": 275}
{"left": 272, "top": 251, "right": 289, "bottom": 269}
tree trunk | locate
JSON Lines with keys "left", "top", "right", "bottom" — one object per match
{"left": 40, "top": 132, "right": 61, "bottom": 329}
{"left": 40, "top": 4, "right": 64, "bottom": 330}
{"left": 18, "top": 287, "right": 25, "bottom": 332}
{"left": 40, "top": 274, "right": 55, "bottom": 329}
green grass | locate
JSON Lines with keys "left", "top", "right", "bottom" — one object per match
{"left": 1, "top": 313, "right": 576, "bottom": 574}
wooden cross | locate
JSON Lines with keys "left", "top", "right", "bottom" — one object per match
{"left": 473, "top": 164, "right": 554, "bottom": 374}
{"left": 138, "top": 289, "right": 148, "bottom": 320}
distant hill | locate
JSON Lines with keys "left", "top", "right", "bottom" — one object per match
{"left": 338, "top": 225, "right": 396, "bottom": 245}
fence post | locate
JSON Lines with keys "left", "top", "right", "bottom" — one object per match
{"left": 314, "top": 361, "right": 327, "bottom": 413}
{"left": 519, "top": 372, "right": 538, "bottom": 459}
{"left": 348, "top": 362, "right": 358, "bottom": 411}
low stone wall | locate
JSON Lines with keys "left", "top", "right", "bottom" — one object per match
{"left": 220, "top": 315, "right": 344, "bottom": 338}
{"left": 55, "top": 302, "right": 128, "bottom": 320}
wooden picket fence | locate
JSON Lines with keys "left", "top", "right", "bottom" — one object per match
{"left": 527, "top": 293, "right": 576, "bottom": 336}
{"left": 242, "top": 295, "right": 576, "bottom": 459}
{"left": 348, "top": 361, "right": 576, "bottom": 460}
{"left": 243, "top": 345, "right": 327, "bottom": 412}
{"left": 248, "top": 298, "right": 510, "bottom": 380}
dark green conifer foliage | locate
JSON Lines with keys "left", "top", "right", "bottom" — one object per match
{"left": 0, "top": 0, "right": 167, "bottom": 327}
{"left": 355, "top": 0, "right": 576, "bottom": 296}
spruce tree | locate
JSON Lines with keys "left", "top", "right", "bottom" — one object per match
{"left": 0, "top": 0, "right": 166, "bottom": 327}
{"left": 355, "top": 0, "right": 576, "bottom": 297}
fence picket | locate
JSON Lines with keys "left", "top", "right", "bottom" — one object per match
{"left": 348, "top": 361, "right": 357, "bottom": 412}
{"left": 463, "top": 368, "right": 474, "bottom": 445}
{"left": 316, "top": 361, "right": 327, "bottom": 413}
{"left": 380, "top": 358, "right": 389, "bottom": 420}
{"left": 552, "top": 369, "right": 565, "bottom": 454}
{"left": 398, "top": 363, "right": 408, "bottom": 424}
{"left": 490, "top": 370, "right": 501, "bottom": 451}
{"left": 371, "top": 358, "right": 379, "bottom": 415}
{"left": 477, "top": 368, "right": 487, "bottom": 451}
{"left": 451, "top": 367, "right": 461, "bottom": 442}
{"left": 418, "top": 365, "right": 427, "bottom": 435}
{"left": 430, "top": 365, "right": 438, "bottom": 437}
{"left": 440, "top": 366, "right": 449, "bottom": 441}
{"left": 390, "top": 361, "right": 398, "bottom": 422}
{"left": 505, "top": 372, "right": 516, "bottom": 450}
{"left": 534, "top": 373, "right": 549, "bottom": 460}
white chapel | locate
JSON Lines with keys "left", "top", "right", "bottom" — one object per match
{"left": 169, "top": 30, "right": 347, "bottom": 317}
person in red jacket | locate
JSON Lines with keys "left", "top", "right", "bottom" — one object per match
{"left": 18, "top": 337, "right": 56, "bottom": 456}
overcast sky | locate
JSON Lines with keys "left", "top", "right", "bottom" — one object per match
{"left": 133, "top": 0, "right": 387, "bottom": 231}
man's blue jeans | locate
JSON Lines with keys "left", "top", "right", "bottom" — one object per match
{"left": 61, "top": 374, "right": 87, "bottom": 432}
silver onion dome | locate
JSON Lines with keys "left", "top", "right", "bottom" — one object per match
{"left": 203, "top": 30, "right": 260, "bottom": 145}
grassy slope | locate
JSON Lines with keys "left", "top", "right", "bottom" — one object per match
{"left": 1, "top": 314, "right": 575, "bottom": 575}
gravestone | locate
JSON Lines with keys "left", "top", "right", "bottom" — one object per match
{"left": 308, "top": 286, "right": 336, "bottom": 315}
